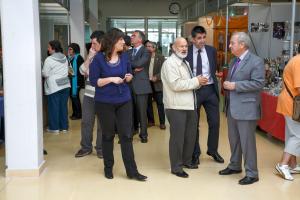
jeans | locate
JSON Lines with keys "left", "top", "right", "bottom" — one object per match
{"left": 47, "top": 88, "right": 70, "bottom": 130}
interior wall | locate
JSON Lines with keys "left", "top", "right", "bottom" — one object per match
{"left": 198, "top": 17, "right": 214, "bottom": 46}
{"left": 40, "top": 16, "right": 69, "bottom": 61}
{"left": 98, "top": 0, "right": 194, "bottom": 31}
{"left": 249, "top": 3, "right": 300, "bottom": 59}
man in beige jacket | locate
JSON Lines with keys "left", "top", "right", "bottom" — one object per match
{"left": 161, "top": 37, "right": 208, "bottom": 178}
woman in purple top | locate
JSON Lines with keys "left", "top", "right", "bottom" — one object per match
{"left": 89, "top": 28, "right": 147, "bottom": 181}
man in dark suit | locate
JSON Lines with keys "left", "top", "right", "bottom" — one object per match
{"left": 129, "top": 30, "right": 152, "bottom": 143}
{"left": 219, "top": 32, "right": 264, "bottom": 185}
{"left": 145, "top": 41, "right": 166, "bottom": 130}
{"left": 186, "top": 26, "right": 224, "bottom": 165}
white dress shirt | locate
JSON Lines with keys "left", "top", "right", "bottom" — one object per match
{"left": 192, "top": 45, "right": 213, "bottom": 84}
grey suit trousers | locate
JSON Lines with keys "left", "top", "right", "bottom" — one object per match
{"left": 166, "top": 109, "right": 197, "bottom": 173}
{"left": 80, "top": 95, "right": 102, "bottom": 152}
{"left": 227, "top": 110, "right": 258, "bottom": 178}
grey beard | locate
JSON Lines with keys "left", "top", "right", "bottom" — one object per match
{"left": 175, "top": 51, "right": 187, "bottom": 59}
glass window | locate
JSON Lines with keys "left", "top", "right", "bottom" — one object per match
{"left": 108, "top": 18, "right": 178, "bottom": 57}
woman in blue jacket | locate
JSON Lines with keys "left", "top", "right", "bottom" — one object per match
{"left": 89, "top": 28, "right": 147, "bottom": 181}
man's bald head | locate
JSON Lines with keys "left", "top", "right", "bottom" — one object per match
{"left": 172, "top": 37, "right": 188, "bottom": 59}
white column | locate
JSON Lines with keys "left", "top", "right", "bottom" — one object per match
{"left": 89, "top": 0, "right": 99, "bottom": 31}
{"left": 0, "top": 0, "right": 45, "bottom": 177}
{"left": 70, "top": 0, "right": 85, "bottom": 56}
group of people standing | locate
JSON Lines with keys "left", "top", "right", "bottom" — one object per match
{"left": 42, "top": 25, "right": 300, "bottom": 185}
{"left": 161, "top": 27, "right": 264, "bottom": 185}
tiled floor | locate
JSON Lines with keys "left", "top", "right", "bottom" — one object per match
{"left": 0, "top": 109, "right": 299, "bottom": 200}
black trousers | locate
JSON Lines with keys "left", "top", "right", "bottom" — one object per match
{"left": 147, "top": 90, "right": 165, "bottom": 125}
{"left": 70, "top": 88, "right": 82, "bottom": 118}
{"left": 133, "top": 94, "right": 148, "bottom": 139}
{"left": 95, "top": 100, "right": 138, "bottom": 176}
{"left": 193, "top": 84, "right": 220, "bottom": 158}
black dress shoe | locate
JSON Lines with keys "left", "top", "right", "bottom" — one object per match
{"left": 159, "top": 124, "right": 166, "bottom": 130}
{"left": 191, "top": 157, "right": 200, "bottom": 166}
{"left": 75, "top": 149, "right": 92, "bottom": 158}
{"left": 104, "top": 168, "right": 113, "bottom": 179}
{"left": 96, "top": 151, "right": 103, "bottom": 159}
{"left": 183, "top": 164, "right": 198, "bottom": 169}
{"left": 219, "top": 167, "right": 242, "bottom": 175}
{"left": 141, "top": 138, "right": 148, "bottom": 143}
{"left": 171, "top": 170, "right": 189, "bottom": 178}
{"left": 238, "top": 176, "right": 259, "bottom": 185}
{"left": 207, "top": 152, "right": 224, "bottom": 163}
{"left": 70, "top": 116, "right": 81, "bottom": 120}
{"left": 127, "top": 172, "right": 147, "bottom": 181}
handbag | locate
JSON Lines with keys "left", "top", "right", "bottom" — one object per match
{"left": 283, "top": 79, "right": 300, "bottom": 122}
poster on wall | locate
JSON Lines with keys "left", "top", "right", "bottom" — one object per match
{"left": 250, "top": 23, "right": 269, "bottom": 32}
{"left": 273, "top": 22, "right": 285, "bottom": 39}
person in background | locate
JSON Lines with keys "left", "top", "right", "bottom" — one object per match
{"left": 129, "top": 30, "right": 152, "bottom": 143}
{"left": 75, "top": 31, "right": 105, "bottom": 158}
{"left": 156, "top": 41, "right": 162, "bottom": 54}
{"left": 145, "top": 41, "right": 166, "bottom": 130}
{"left": 161, "top": 37, "right": 207, "bottom": 178}
{"left": 124, "top": 35, "right": 132, "bottom": 51}
{"left": 219, "top": 32, "right": 264, "bottom": 185}
{"left": 68, "top": 43, "right": 84, "bottom": 120}
{"left": 42, "top": 40, "right": 70, "bottom": 133}
{"left": 275, "top": 52, "right": 300, "bottom": 181}
{"left": 90, "top": 28, "right": 147, "bottom": 181}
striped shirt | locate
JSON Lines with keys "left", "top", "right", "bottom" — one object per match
{"left": 79, "top": 63, "right": 95, "bottom": 98}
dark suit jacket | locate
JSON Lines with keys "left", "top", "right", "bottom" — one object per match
{"left": 149, "top": 53, "right": 165, "bottom": 92}
{"left": 129, "top": 46, "right": 152, "bottom": 95}
{"left": 185, "top": 45, "right": 219, "bottom": 99}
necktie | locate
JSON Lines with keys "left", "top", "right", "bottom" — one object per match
{"left": 133, "top": 48, "right": 137, "bottom": 57}
{"left": 196, "top": 49, "right": 202, "bottom": 75}
{"left": 230, "top": 58, "right": 241, "bottom": 80}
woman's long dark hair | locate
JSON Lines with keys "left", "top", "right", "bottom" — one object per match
{"left": 48, "top": 40, "right": 63, "bottom": 53}
{"left": 101, "top": 28, "right": 125, "bottom": 61}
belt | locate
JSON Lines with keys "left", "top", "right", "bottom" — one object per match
{"left": 201, "top": 83, "right": 214, "bottom": 88}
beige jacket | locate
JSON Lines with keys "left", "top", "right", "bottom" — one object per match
{"left": 161, "top": 54, "right": 200, "bottom": 110}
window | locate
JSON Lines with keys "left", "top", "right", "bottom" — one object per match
{"left": 108, "top": 18, "right": 179, "bottom": 57}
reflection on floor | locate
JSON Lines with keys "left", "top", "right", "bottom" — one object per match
{"left": 0, "top": 109, "right": 299, "bottom": 200}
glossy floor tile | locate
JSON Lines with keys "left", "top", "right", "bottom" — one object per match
{"left": 0, "top": 109, "right": 299, "bottom": 200}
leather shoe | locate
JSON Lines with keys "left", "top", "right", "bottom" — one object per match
{"left": 147, "top": 122, "right": 155, "bottom": 127}
{"left": 238, "top": 176, "right": 259, "bottom": 185}
{"left": 96, "top": 151, "right": 103, "bottom": 159}
{"left": 127, "top": 172, "right": 147, "bottom": 181}
{"left": 171, "top": 170, "right": 189, "bottom": 178}
{"left": 75, "top": 149, "right": 92, "bottom": 158}
{"left": 104, "top": 168, "right": 113, "bottom": 179}
{"left": 219, "top": 167, "right": 242, "bottom": 175}
{"left": 207, "top": 152, "right": 224, "bottom": 163}
{"left": 191, "top": 157, "right": 200, "bottom": 166}
{"left": 159, "top": 124, "right": 166, "bottom": 129}
{"left": 183, "top": 164, "right": 198, "bottom": 169}
{"left": 70, "top": 116, "right": 81, "bottom": 120}
{"left": 141, "top": 138, "right": 148, "bottom": 143}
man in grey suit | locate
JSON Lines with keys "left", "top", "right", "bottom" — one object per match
{"left": 219, "top": 32, "right": 264, "bottom": 185}
{"left": 129, "top": 30, "right": 152, "bottom": 143}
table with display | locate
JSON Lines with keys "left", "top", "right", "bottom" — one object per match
{"left": 257, "top": 91, "right": 285, "bottom": 141}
